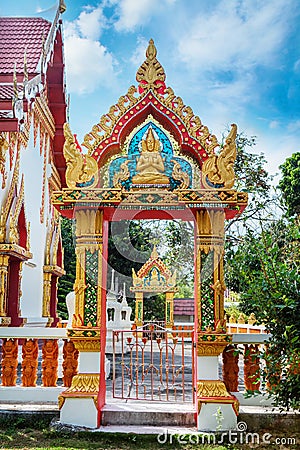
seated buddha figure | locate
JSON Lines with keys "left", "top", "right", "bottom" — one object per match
{"left": 132, "top": 127, "right": 169, "bottom": 185}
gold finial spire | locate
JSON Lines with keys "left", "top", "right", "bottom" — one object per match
{"left": 23, "top": 47, "right": 28, "bottom": 84}
{"left": 151, "top": 245, "right": 159, "bottom": 260}
{"left": 59, "top": 0, "right": 66, "bottom": 13}
{"left": 136, "top": 39, "right": 166, "bottom": 94}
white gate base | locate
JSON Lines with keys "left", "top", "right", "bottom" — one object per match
{"left": 197, "top": 403, "right": 237, "bottom": 431}
{"left": 60, "top": 397, "right": 98, "bottom": 428}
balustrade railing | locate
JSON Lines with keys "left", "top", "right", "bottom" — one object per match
{"left": 0, "top": 326, "right": 272, "bottom": 406}
{"left": 0, "top": 328, "right": 78, "bottom": 403}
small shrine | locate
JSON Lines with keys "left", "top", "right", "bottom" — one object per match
{"left": 130, "top": 246, "right": 177, "bottom": 328}
{"left": 106, "top": 270, "right": 132, "bottom": 354}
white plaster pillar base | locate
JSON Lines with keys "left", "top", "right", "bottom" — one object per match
{"left": 58, "top": 331, "right": 108, "bottom": 429}
{"left": 60, "top": 397, "right": 98, "bottom": 428}
{"left": 197, "top": 402, "right": 237, "bottom": 431}
{"left": 196, "top": 351, "right": 238, "bottom": 432}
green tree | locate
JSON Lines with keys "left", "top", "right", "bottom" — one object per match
{"left": 57, "top": 218, "right": 167, "bottom": 321}
{"left": 279, "top": 152, "right": 300, "bottom": 217}
{"left": 57, "top": 217, "right": 76, "bottom": 319}
{"left": 226, "top": 216, "right": 300, "bottom": 410}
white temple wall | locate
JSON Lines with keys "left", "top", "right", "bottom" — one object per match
{"left": 18, "top": 125, "right": 51, "bottom": 324}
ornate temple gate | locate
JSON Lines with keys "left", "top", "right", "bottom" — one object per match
{"left": 52, "top": 40, "right": 248, "bottom": 429}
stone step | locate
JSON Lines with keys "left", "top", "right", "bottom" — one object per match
{"left": 101, "top": 402, "right": 196, "bottom": 427}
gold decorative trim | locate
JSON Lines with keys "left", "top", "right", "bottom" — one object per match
{"left": 0, "top": 317, "right": 12, "bottom": 326}
{"left": 64, "top": 373, "right": 100, "bottom": 394}
{"left": 197, "top": 380, "right": 232, "bottom": 398}
{"left": 197, "top": 333, "right": 232, "bottom": 356}
{"left": 48, "top": 158, "right": 62, "bottom": 191}
{"left": 197, "top": 381, "right": 239, "bottom": 416}
{"left": 43, "top": 265, "right": 65, "bottom": 276}
{"left": 0, "top": 133, "right": 9, "bottom": 189}
{"left": 0, "top": 243, "right": 32, "bottom": 260}
{"left": 34, "top": 95, "right": 55, "bottom": 139}
{"left": 58, "top": 394, "right": 65, "bottom": 410}
{"left": 72, "top": 339, "right": 101, "bottom": 352}
{"left": 171, "top": 159, "right": 190, "bottom": 189}
{"left": 0, "top": 254, "right": 9, "bottom": 317}
{"left": 1, "top": 145, "right": 21, "bottom": 235}
{"left": 67, "top": 329, "right": 101, "bottom": 352}
{"left": 42, "top": 271, "right": 51, "bottom": 317}
{"left": 58, "top": 372, "right": 100, "bottom": 409}
{"left": 51, "top": 188, "right": 248, "bottom": 208}
{"left": 9, "top": 175, "right": 25, "bottom": 244}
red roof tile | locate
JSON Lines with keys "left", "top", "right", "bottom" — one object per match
{"left": 0, "top": 83, "right": 22, "bottom": 99}
{"left": 0, "top": 18, "right": 51, "bottom": 74}
{"left": 174, "top": 298, "right": 194, "bottom": 316}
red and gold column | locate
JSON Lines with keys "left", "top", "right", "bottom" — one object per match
{"left": 195, "top": 208, "right": 238, "bottom": 431}
{"left": 59, "top": 208, "right": 106, "bottom": 429}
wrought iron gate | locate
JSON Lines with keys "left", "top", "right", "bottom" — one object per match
{"left": 112, "top": 324, "right": 195, "bottom": 402}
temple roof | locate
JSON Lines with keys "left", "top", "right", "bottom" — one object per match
{"left": 0, "top": 18, "right": 51, "bottom": 75}
{"left": 0, "top": 11, "right": 67, "bottom": 187}
{"left": 174, "top": 298, "right": 194, "bottom": 316}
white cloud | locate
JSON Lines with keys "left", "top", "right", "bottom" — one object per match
{"left": 259, "top": 131, "right": 299, "bottom": 177}
{"left": 109, "top": 0, "right": 176, "bottom": 32}
{"left": 177, "top": 0, "right": 295, "bottom": 71}
{"left": 76, "top": 5, "right": 107, "bottom": 41}
{"left": 269, "top": 120, "right": 280, "bottom": 129}
{"left": 130, "top": 36, "right": 149, "bottom": 66}
{"left": 64, "top": 17, "right": 116, "bottom": 95}
{"left": 287, "top": 120, "right": 300, "bottom": 133}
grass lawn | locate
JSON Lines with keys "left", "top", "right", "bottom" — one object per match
{"left": 0, "top": 417, "right": 298, "bottom": 450}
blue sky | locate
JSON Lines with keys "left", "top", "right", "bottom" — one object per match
{"left": 1, "top": 0, "right": 300, "bottom": 179}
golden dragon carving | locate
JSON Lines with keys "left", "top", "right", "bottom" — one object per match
{"left": 171, "top": 159, "right": 190, "bottom": 189}
{"left": 201, "top": 124, "right": 237, "bottom": 189}
{"left": 63, "top": 123, "right": 98, "bottom": 189}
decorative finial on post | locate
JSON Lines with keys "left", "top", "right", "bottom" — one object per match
{"left": 59, "top": 0, "right": 67, "bottom": 13}
{"left": 110, "top": 268, "right": 115, "bottom": 292}
{"left": 23, "top": 47, "right": 28, "bottom": 85}
{"left": 136, "top": 39, "right": 166, "bottom": 94}
{"left": 151, "top": 245, "right": 159, "bottom": 260}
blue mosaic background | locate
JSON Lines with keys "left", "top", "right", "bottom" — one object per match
{"left": 108, "top": 122, "right": 192, "bottom": 190}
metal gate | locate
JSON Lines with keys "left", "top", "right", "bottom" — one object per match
{"left": 112, "top": 324, "right": 195, "bottom": 402}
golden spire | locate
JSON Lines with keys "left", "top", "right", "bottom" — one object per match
{"left": 59, "top": 0, "right": 66, "bottom": 13}
{"left": 23, "top": 47, "right": 28, "bottom": 84}
{"left": 136, "top": 39, "right": 166, "bottom": 93}
{"left": 151, "top": 245, "right": 159, "bottom": 260}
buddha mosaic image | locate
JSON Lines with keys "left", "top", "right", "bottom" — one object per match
{"left": 132, "top": 126, "right": 169, "bottom": 185}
